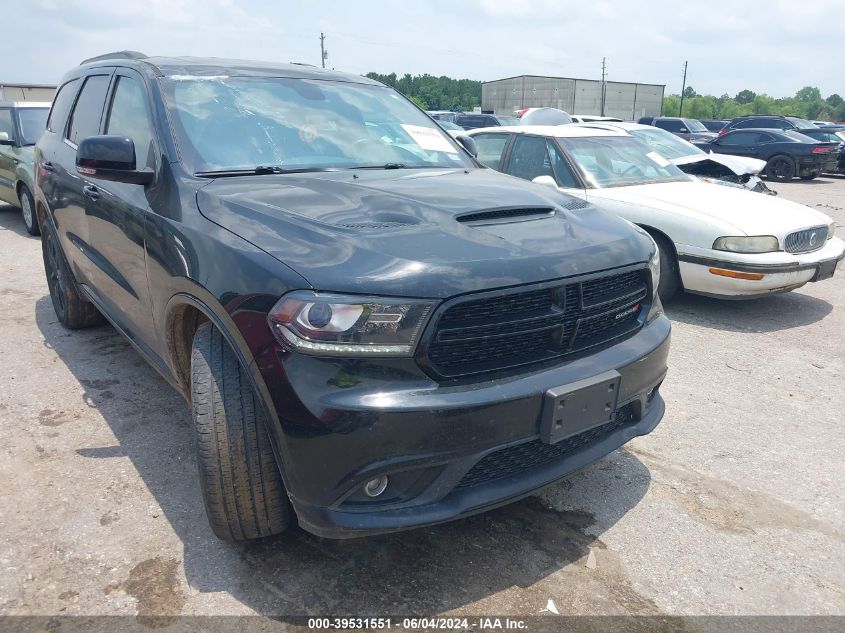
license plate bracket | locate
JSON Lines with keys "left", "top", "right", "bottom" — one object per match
{"left": 540, "top": 370, "right": 621, "bottom": 444}
{"left": 812, "top": 258, "right": 838, "bottom": 282}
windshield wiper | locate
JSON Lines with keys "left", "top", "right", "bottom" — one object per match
{"left": 349, "top": 163, "right": 407, "bottom": 170}
{"left": 194, "top": 166, "right": 338, "bottom": 178}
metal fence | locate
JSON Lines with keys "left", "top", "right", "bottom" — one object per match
{"left": 482, "top": 75, "right": 664, "bottom": 120}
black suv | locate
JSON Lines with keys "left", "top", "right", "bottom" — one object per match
{"left": 721, "top": 115, "right": 818, "bottom": 134}
{"left": 35, "top": 52, "right": 670, "bottom": 540}
{"left": 637, "top": 116, "right": 716, "bottom": 143}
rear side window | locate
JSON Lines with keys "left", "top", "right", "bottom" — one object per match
{"left": 732, "top": 119, "right": 755, "bottom": 129}
{"left": 473, "top": 133, "right": 509, "bottom": 170}
{"left": 105, "top": 76, "right": 155, "bottom": 168}
{"left": 46, "top": 79, "right": 80, "bottom": 133}
{"left": 66, "top": 75, "right": 111, "bottom": 145}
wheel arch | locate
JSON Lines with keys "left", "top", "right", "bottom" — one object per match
{"left": 636, "top": 223, "right": 684, "bottom": 291}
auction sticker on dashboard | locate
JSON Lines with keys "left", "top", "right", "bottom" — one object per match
{"left": 646, "top": 151, "right": 671, "bottom": 167}
{"left": 401, "top": 124, "right": 457, "bottom": 153}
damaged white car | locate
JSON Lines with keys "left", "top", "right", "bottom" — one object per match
{"left": 580, "top": 121, "right": 775, "bottom": 195}
{"left": 467, "top": 125, "right": 844, "bottom": 300}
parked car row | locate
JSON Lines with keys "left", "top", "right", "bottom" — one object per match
{"left": 6, "top": 52, "right": 845, "bottom": 545}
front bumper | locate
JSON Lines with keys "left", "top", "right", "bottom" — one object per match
{"left": 269, "top": 315, "right": 671, "bottom": 538}
{"left": 676, "top": 237, "right": 845, "bottom": 298}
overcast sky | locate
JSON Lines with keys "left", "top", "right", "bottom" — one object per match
{"left": 4, "top": 0, "right": 841, "bottom": 98}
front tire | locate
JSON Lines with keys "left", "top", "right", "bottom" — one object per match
{"left": 19, "top": 185, "right": 40, "bottom": 236}
{"left": 653, "top": 233, "right": 680, "bottom": 301}
{"left": 41, "top": 221, "right": 105, "bottom": 329}
{"left": 766, "top": 155, "right": 796, "bottom": 181}
{"left": 191, "top": 322, "right": 292, "bottom": 541}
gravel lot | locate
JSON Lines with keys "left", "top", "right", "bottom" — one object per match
{"left": 1, "top": 176, "right": 843, "bottom": 621}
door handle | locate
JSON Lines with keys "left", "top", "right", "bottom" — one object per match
{"left": 41, "top": 161, "right": 55, "bottom": 172}
{"left": 83, "top": 184, "right": 101, "bottom": 200}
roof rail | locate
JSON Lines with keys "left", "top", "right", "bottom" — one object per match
{"left": 80, "top": 51, "right": 148, "bottom": 65}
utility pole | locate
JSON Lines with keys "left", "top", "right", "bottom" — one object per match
{"left": 600, "top": 57, "right": 607, "bottom": 116}
{"left": 678, "top": 60, "right": 688, "bottom": 116}
{"left": 320, "top": 32, "right": 327, "bottom": 69}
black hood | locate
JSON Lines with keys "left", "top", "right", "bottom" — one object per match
{"left": 196, "top": 168, "right": 651, "bottom": 298}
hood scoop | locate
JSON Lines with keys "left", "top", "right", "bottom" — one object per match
{"left": 457, "top": 207, "right": 556, "bottom": 226}
{"left": 332, "top": 211, "right": 422, "bottom": 231}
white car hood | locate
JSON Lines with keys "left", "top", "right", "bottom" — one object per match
{"left": 586, "top": 181, "right": 831, "bottom": 237}
{"left": 673, "top": 152, "right": 766, "bottom": 175}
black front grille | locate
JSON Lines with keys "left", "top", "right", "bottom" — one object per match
{"left": 784, "top": 226, "right": 828, "bottom": 254}
{"left": 455, "top": 403, "right": 637, "bottom": 489}
{"left": 424, "top": 269, "right": 649, "bottom": 378}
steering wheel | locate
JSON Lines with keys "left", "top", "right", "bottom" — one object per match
{"left": 620, "top": 164, "right": 645, "bottom": 178}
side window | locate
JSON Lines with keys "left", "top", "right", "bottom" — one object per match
{"left": 655, "top": 119, "right": 683, "bottom": 132}
{"left": 507, "top": 135, "right": 554, "bottom": 181}
{"left": 720, "top": 132, "right": 759, "bottom": 145}
{"left": 105, "top": 75, "right": 155, "bottom": 168}
{"left": 757, "top": 133, "right": 776, "bottom": 143}
{"left": 0, "top": 109, "right": 14, "bottom": 142}
{"left": 473, "top": 133, "right": 509, "bottom": 170}
{"left": 46, "top": 79, "right": 80, "bottom": 133}
{"left": 546, "top": 140, "right": 579, "bottom": 188}
{"left": 66, "top": 75, "right": 111, "bottom": 145}
{"left": 733, "top": 119, "right": 753, "bottom": 129}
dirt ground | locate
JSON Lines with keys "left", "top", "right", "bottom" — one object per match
{"left": 1, "top": 176, "right": 843, "bottom": 621}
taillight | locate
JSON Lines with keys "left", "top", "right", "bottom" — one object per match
{"left": 718, "top": 128, "right": 728, "bottom": 135}
{"left": 812, "top": 147, "right": 832, "bottom": 154}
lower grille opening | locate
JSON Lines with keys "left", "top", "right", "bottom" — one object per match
{"left": 455, "top": 403, "right": 638, "bottom": 490}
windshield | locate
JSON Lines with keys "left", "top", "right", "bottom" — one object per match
{"left": 682, "top": 119, "right": 707, "bottom": 132}
{"left": 630, "top": 128, "right": 704, "bottom": 159}
{"left": 559, "top": 136, "right": 691, "bottom": 188}
{"left": 161, "top": 76, "right": 471, "bottom": 173}
{"left": 16, "top": 107, "right": 49, "bottom": 145}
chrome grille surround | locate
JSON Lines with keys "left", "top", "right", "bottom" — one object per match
{"left": 784, "top": 225, "right": 829, "bottom": 254}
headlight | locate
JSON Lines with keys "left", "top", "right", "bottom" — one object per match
{"left": 829, "top": 222, "right": 837, "bottom": 241}
{"left": 712, "top": 236, "right": 779, "bottom": 253}
{"left": 268, "top": 291, "right": 436, "bottom": 356}
{"left": 648, "top": 241, "right": 660, "bottom": 296}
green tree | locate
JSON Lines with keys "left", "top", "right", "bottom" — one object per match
{"left": 683, "top": 86, "right": 697, "bottom": 99}
{"left": 735, "top": 89, "right": 756, "bottom": 104}
{"left": 662, "top": 94, "right": 681, "bottom": 116}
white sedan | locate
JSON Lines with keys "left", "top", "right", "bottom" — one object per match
{"left": 467, "top": 125, "right": 844, "bottom": 299}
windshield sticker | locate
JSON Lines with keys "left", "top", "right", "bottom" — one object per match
{"left": 400, "top": 124, "right": 458, "bottom": 153}
{"left": 646, "top": 151, "right": 670, "bottom": 167}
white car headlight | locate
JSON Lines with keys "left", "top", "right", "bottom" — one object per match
{"left": 712, "top": 235, "right": 779, "bottom": 253}
{"left": 828, "top": 222, "right": 837, "bottom": 241}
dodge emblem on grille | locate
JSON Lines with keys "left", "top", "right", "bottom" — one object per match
{"left": 615, "top": 304, "right": 640, "bottom": 320}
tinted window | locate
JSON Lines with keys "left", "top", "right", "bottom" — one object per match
{"left": 67, "top": 75, "right": 110, "bottom": 144}
{"left": 654, "top": 119, "right": 684, "bottom": 132}
{"left": 105, "top": 76, "right": 155, "bottom": 168}
{"left": 16, "top": 108, "right": 49, "bottom": 145}
{"left": 46, "top": 79, "right": 80, "bottom": 133}
{"left": 719, "top": 132, "right": 760, "bottom": 145}
{"left": 473, "top": 133, "right": 509, "bottom": 170}
{"left": 732, "top": 119, "right": 755, "bottom": 129}
{"left": 456, "top": 115, "right": 498, "bottom": 129}
{"left": 547, "top": 140, "right": 579, "bottom": 188}
{"left": 0, "top": 109, "right": 14, "bottom": 141}
{"left": 757, "top": 133, "right": 777, "bottom": 143}
{"left": 507, "top": 135, "right": 554, "bottom": 181}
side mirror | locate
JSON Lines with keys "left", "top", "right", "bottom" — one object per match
{"left": 0, "top": 132, "right": 14, "bottom": 145}
{"left": 456, "top": 134, "right": 478, "bottom": 158}
{"left": 76, "top": 135, "right": 153, "bottom": 185}
{"left": 679, "top": 127, "right": 688, "bottom": 133}
{"left": 532, "top": 175, "right": 558, "bottom": 188}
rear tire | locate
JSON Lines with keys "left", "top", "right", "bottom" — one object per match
{"left": 653, "top": 233, "right": 680, "bottom": 301}
{"left": 191, "top": 322, "right": 292, "bottom": 541}
{"left": 19, "top": 185, "right": 40, "bottom": 236}
{"left": 765, "top": 155, "right": 796, "bottom": 181}
{"left": 41, "top": 221, "right": 105, "bottom": 329}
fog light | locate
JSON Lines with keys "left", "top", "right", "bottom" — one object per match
{"left": 363, "top": 475, "right": 389, "bottom": 497}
